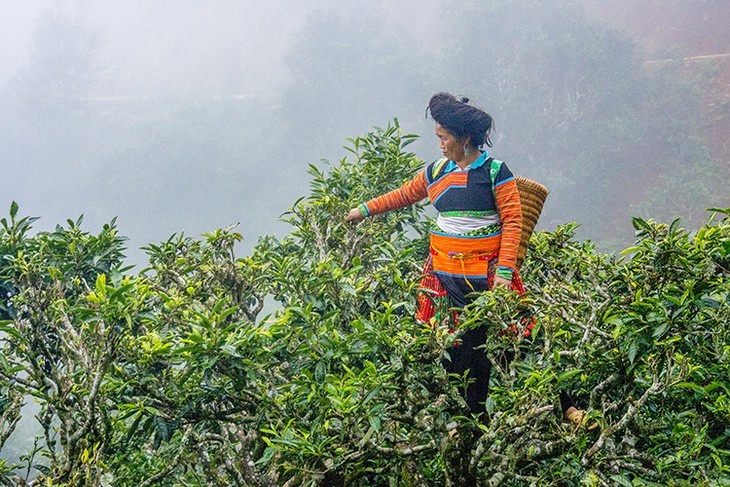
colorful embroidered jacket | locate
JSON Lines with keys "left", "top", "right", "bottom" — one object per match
{"left": 359, "top": 152, "right": 522, "bottom": 279}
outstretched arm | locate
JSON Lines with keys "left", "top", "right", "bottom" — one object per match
{"left": 345, "top": 170, "right": 428, "bottom": 222}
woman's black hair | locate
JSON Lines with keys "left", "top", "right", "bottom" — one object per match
{"left": 426, "top": 92, "right": 494, "bottom": 148}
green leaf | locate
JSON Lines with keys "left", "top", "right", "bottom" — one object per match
{"left": 652, "top": 322, "right": 668, "bottom": 339}
{"left": 359, "top": 425, "right": 376, "bottom": 446}
{"left": 610, "top": 474, "right": 633, "bottom": 487}
{"left": 603, "top": 313, "right": 624, "bottom": 326}
{"left": 631, "top": 217, "right": 653, "bottom": 233}
{"left": 485, "top": 396, "right": 495, "bottom": 415}
{"left": 96, "top": 273, "right": 107, "bottom": 292}
{"left": 153, "top": 416, "right": 170, "bottom": 443}
{"left": 109, "top": 283, "right": 135, "bottom": 302}
{"left": 620, "top": 246, "right": 641, "bottom": 255}
{"left": 255, "top": 446, "right": 277, "bottom": 465}
{"left": 144, "top": 406, "right": 161, "bottom": 416}
{"left": 315, "top": 361, "right": 327, "bottom": 384}
{"left": 700, "top": 297, "right": 720, "bottom": 309}
{"left": 558, "top": 369, "right": 584, "bottom": 382}
{"left": 393, "top": 273, "right": 405, "bottom": 288}
{"left": 125, "top": 412, "right": 145, "bottom": 445}
{"left": 675, "top": 382, "right": 706, "bottom": 394}
{"left": 628, "top": 340, "right": 638, "bottom": 364}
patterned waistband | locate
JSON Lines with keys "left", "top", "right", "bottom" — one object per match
{"left": 429, "top": 246, "right": 498, "bottom": 261}
{"left": 430, "top": 221, "right": 502, "bottom": 237}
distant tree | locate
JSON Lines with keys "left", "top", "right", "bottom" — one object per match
{"left": 0, "top": 8, "right": 100, "bottom": 212}
{"left": 280, "top": 9, "right": 430, "bottom": 169}
{"left": 8, "top": 9, "right": 98, "bottom": 125}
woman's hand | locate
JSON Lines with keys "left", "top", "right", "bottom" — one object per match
{"left": 492, "top": 276, "right": 512, "bottom": 290}
{"left": 345, "top": 208, "right": 364, "bottom": 223}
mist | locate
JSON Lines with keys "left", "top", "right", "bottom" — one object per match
{"left": 0, "top": 0, "right": 727, "bottom": 262}
{"left": 0, "top": 0, "right": 728, "bottom": 470}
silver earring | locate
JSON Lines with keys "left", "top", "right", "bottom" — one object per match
{"left": 463, "top": 144, "right": 470, "bottom": 156}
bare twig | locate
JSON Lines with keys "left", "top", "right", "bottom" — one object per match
{"left": 372, "top": 440, "right": 436, "bottom": 456}
{"left": 583, "top": 379, "right": 662, "bottom": 460}
{"left": 0, "top": 393, "right": 23, "bottom": 448}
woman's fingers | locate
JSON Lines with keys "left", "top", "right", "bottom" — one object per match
{"left": 492, "top": 276, "right": 512, "bottom": 290}
{"left": 345, "top": 208, "right": 364, "bottom": 223}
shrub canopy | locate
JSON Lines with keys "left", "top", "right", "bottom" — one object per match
{"left": 1, "top": 122, "right": 728, "bottom": 486}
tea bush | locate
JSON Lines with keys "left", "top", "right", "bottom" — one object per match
{"left": 1, "top": 122, "right": 728, "bottom": 485}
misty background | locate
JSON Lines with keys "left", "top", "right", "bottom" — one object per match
{"left": 0, "top": 0, "right": 728, "bottom": 467}
{"left": 1, "top": 0, "right": 728, "bottom": 263}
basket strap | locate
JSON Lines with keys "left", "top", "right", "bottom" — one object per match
{"left": 430, "top": 157, "right": 449, "bottom": 181}
{"left": 489, "top": 157, "right": 502, "bottom": 195}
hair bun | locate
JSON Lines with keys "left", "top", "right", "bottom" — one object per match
{"left": 426, "top": 92, "right": 495, "bottom": 148}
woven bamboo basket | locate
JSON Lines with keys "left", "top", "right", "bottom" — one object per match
{"left": 514, "top": 176, "right": 549, "bottom": 269}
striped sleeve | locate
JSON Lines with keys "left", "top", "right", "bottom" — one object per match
{"left": 362, "top": 170, "right": 428, "bottom": 216}
{"left": 494, "top": 173, "right": 522, "bottom": 274}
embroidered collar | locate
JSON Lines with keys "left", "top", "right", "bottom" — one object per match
{"left": 443, "top": 151, "right": 489, "bottom": 173}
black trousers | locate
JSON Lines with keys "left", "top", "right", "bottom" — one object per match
{"left": 437, "top": 274, "right": 492, "bottom": 415}
{"left": 437, "top": 273, "right": 575, "bottom": 417}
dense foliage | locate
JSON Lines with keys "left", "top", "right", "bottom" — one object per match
{"left": 1, "top": 124, "right": 728, "bottom": 485}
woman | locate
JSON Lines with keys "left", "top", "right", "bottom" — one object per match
{"left": 345, "top": 92, "right": 522, "bottom": 416}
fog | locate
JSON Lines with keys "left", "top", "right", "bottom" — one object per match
{"left": 1, "top": 0, "right": 727, "bottom": 265}
{"left": 0, "top": 0, "right": 728, "bottom": 468}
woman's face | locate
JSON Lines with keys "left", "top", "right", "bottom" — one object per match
{"left": 435, "top": 123, "right": 466, "bottom": 161}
